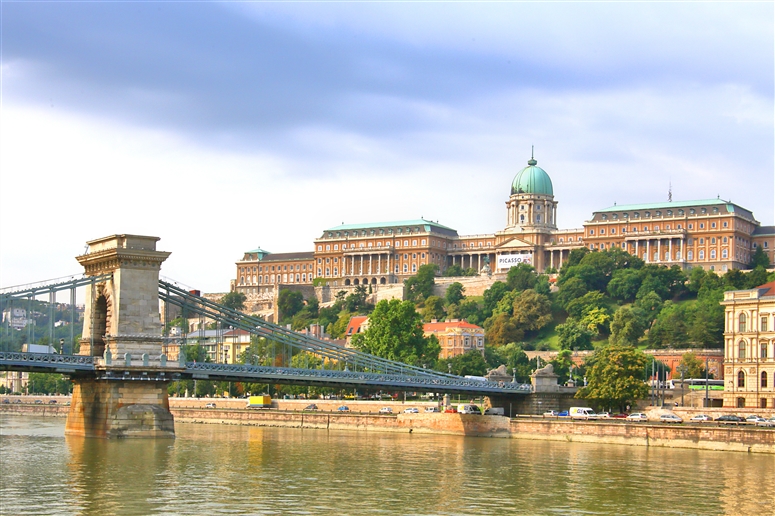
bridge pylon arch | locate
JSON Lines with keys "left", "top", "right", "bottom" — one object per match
{"left": 67, "top": 234, "right": 175, "bottom": 438}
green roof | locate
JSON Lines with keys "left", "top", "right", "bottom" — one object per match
{"left": 511, "top": 157, "right": 553, "bottom": 196}
{"left": 324, "top": 219, "right": 457, "bottom": 233}
{"left": 595, "top": 198, "right": 733, "bottom": 213}
{"left": 246, "top": 247, "right": 270, "bottom": 254}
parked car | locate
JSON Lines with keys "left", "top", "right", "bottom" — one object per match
{"left": 756, "top": 417, "right": 775, "bottom": 428}
{"left": 204, "top": 402, "right": 216, "bottom": 409}
{"left": 659, "top": 414, "right": 683, "bottom": 424}
{"left": 543, "top": 410, "right": 559, "bottom": 417}
{"left": 34, "top": 399, "right": 43, "bottom": 404}
{"left": 611, "top": 413, "right": 629, "bottom": 419}
{"left": 403, "top": 407, "right": 419, "bottom": 414}
{"left": 2, "top": 399, "right": 9, "bottom": 404}
{"left": 378, "top": 407, "right": 393, "bottom": 414}
{"left": 444, "top": 407, "right": 458, "bottom": 413}
{"left": 424, "top": 407, "right": 440, "bottom": 413}
{"left": 337, "top": 406, "right": 350, "bottom": 412}
{"left": 716, "top": 415, "right": 743, "bottom": 424}
{"left": 597, "top": 412, "right": 611, "bottom": 419}
{"left": 689, "top": 414, "right": 712, "bottom": 422}
{"left": 303, "top": 404, "right": 319, "bottom": 411}
{"left": 626, "top": 413, "right": 648, "bottom": 422}
{"left": 745, "top": 415, "right": 766, "bottom": 424}
{"left": 558, "top": 410, "right": 569, "bottom": 417}
{"left": 48, "top": 400, "right": 58, "bottom": 404}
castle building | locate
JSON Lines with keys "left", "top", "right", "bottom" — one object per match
{"left": 232, "top": 153, "right": 772, "bottom": 312}
{"left": 721, "top": 281, "right": 775, "bottom": 409}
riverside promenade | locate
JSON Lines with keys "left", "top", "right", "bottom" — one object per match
{"left": 5, "top": 396, "right": 775, "bottom": 454}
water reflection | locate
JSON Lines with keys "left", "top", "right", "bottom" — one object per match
{"left": 2, "top": 415, "right": 775, "bottom": 515}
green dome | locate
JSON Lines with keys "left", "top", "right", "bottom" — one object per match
{"left": 511, "top": 157, "right": 553, "bottom": 196}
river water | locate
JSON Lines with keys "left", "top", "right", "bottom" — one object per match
{"left": 1, "top": 415, "right": 774, "bottom": 515}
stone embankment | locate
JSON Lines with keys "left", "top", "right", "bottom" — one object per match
{"left": 4, "top": 396, "right": 775, "bottom": 454}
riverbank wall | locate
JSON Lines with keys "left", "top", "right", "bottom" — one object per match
{"left": 4, "top": 398, "right": 775, "bottom": 454}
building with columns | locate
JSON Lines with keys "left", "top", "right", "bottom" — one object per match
{"left": 232, "top": 153, "right": 771, "bottom": 308}
{"left": 721, "top": 281, "right": 775, "bottom": 409}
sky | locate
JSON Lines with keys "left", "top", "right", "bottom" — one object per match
{"left": 1, "top": 1, "right": 773, "bottom": 295}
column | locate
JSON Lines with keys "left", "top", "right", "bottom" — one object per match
{"left": 550, "top": 250, "right": 554, "bottom": 270}
{"left": 378, "top": 254, "right": 382, "bottom": 275}
{"left": 369, "top": 255, "right": 373, "bottom": 275}
{"left": 657, "top": 239, "right": 661, "bottom": 263}
{"left": 360, "top": 255, "right": 363, "bottom": 275}
{"left": 350, "top": 256, "right": 354, "bottom": 276}
{"left": 646, "top": 241, "right": 650, "bottom": 262}
{"left": 635, "top": 240, "right": 639, "bottom": 260}
{"left": 668, "top": 239, "right": 673, "bottom": 261}
{"left": 680, "top": 239, "right": 683, "bottom": 261}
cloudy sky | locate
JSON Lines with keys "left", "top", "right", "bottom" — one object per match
{"left": 1, "top": 1, "right": 773, "bottom": 294}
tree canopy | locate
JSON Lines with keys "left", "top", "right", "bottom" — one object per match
{"left": 351, "top": 299, "right": 440, "bottom": 367}
{"left": 220, "top": 291, "right": 246, "bottom": 311}
{"left": 576, "top": 344, "right": 649, "bottom": 412}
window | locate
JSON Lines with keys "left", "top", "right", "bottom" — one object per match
{"left": 762, "top": 316, "right": 769, "bottom": 332}
{"left": 326, "top": 245, "right": 331, "bottom": 251}
{"left": 763, "top": 372, "right": 769, "bottom": 389}
{"left": 589, "top": 229, "right": 595, "bottom": 235}
{"left": 421, "top": 239, "right": 426, "bottom": 245}
{"left": 317, "top": 245, "right": 322, "bottom": 251}
{"left": 700, "top": 223, "right": 705, "bottom": 229}
{"left": 710, "top": 250, "right": 716, "bottom": 259}
{"left": 334, "top": 244, "right": 339, "bottom": 250}
{"left": 412, "top": 240, "right": 417, "bottom": 246}
{"left": 403, "top": 264, "right": 408, "bottom": 273}
{"left": 611, "top": 228, "right": 616, "bottom": 234}
{"left": 404, "top": 240, "right": 409, "bottom": 246}
{"left": 762, "top": 343, "right": 768, "bottom": 359}
{"left": 600, "top": 229, "right": 606, "bottom": 235}
{"left": 738, "top": 370, "right": 745, "bottom": 388}
{"left": 739, "top": 313, "right": 747, "bottom": 333}
{"left": 412, "top": 264, "right": 417, "bottom": 272}
{"left": 723, "top": 221, "right": 728, "bottom": 228}
{"left": 687, "top": 250, "right": 694, "bottom": 260}
{"left": 333, "top": 268, "right": 338, "bottom": 276}
{"left": 722, "top": 249, "right": 728, "bottom": 258}
{"left": 711, "top": 238, "right": 716, "bottom": 244}
{"left": 711, "top": 222, "right": 716, "bottom": 228}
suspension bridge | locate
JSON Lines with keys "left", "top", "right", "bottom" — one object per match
{"left": 1, "top": 234, "right": 531, "bottom": 438}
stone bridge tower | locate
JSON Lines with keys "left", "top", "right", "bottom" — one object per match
{"left": 66, "top": 234, "right": 176, "bottom": 438}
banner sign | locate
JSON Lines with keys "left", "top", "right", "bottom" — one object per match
{"left": 497, "top": 254, "right": 532, "bottom": 269}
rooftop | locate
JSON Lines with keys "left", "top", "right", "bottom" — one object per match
{"left": 323, "top": 218, "right": 457, "bottom": 233}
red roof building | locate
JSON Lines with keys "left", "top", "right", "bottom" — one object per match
{"left": 423, "top": 320, "right": 485, "bottom": 359}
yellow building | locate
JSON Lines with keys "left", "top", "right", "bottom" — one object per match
{"left": 721, "top": 281, "right": 775, "bottom": 409}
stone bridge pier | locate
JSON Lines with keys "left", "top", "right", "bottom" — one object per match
{"left": 66, "top": 234, "right": 176, "bottom": 438}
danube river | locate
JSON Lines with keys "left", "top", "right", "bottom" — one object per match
{"left": 2, "top": 415, "right": 774, "bottom": 515}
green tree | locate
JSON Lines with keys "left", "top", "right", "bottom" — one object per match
{"left": 437, "top": 349, "right": 488, "bottom": 377}
{"left": 576, "top": 344, "right": 649, "bottom": 412}
{"left": 421, "top": 296, "right": 446, "bottom": 322}
{"left": 565, "top": 291, "right": 606, "bottom": 319}
{"left": 678, "top": 352, "right": 705, "bottom": 379}
{"left": 647, "top": 301, "right": 692, "bottom": 348}
{"left": 485, "top": 313, "right": 523, "bottom": 347}
{"left": 277, "top": 290, "right": 304, "bottom": 322}
{"left": 444, "top": 264, "right": 464, "bottom": 277}
{"left": 556, "top": 277, "right": 588, "bottom": 309}
{"left": 745, "top": 266, "right": 769, "bottom": 289}
{"left": 607, "top": 268, "right": 643, "bottom": 302}
{"left": 351, "top": 299, "right": 440, "bottom": 366}
{"left": 220, "top": 291, "right": 247, "bottom": 311}
{"left": 493, "top": 342, "right": 533, "bottom": 382}
{"left": 550, "top": 349, "right": 573, "bottom": 384}
{"left": 609, "top": 306, "right": 647, "bottom": 346}
{"left": 445, "top": 282, "right": 465, "bottom": 305}
{"left": 482, "top": 281, "right": 509, "bottom": 317}
{"left": 749, "top": 245, "right": 771, "bottom": 269}
{"left": 404, "top": 264, "right": 439, "bottom": 302}
{"left": 506, "top": 263, "right": 538, "bottom": 291}
{"left": 723, "top": 268, "right": 747, "bottom": 290}
{"left": 556, "top": 319, "right": 594, "bottom": 350}
{"left": 459, "top": 299, "right": 483, "bottom": 325}
{"left": 511, "top": 290, "right": 552, "bottom": 335}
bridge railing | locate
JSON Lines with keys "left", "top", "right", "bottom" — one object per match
{"left": 159, "top": 279, "right": 459, "bottom": 380}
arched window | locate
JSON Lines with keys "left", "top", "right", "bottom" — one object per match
{"left": 739, "top": 313, "right": 747, "bottom": 333}
{"left": 738, "top": 341, "right": 746, "bottom": 359}
{"left": 738, "top": 370, "right": 746, "bottom": 388}
{"left": 762, "top": 371, "right": 768, "bottom": 389}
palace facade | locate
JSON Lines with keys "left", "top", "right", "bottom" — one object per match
{"left": 721, "top": 281, "right": 775, "bottom": 409}
{"left": 233, "top": 154, "right": 773, "bottom": 308}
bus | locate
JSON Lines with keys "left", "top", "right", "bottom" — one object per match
{"left": 685, "top": 379, "right": 724, "bottom": 391}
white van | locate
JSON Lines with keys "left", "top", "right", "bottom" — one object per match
{"left": 569, "top": 407, "right": 597, "bottom": 420}
{"left": 458, "top": 404, "right": 482, "bottom": 415}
